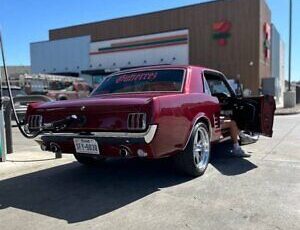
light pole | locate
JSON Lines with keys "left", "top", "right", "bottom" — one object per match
{"left": 0, "top": 55, "right": 6, "bottom": 162}
{"left": 284, "top": 0, "right": 295, "bottom": 108}
{"left": 288, "top": 0, "right": 292, "bottom": 91}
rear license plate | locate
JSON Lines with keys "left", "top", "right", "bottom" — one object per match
{"left": 73, "top": 138, "right": 100, "bottom": 155}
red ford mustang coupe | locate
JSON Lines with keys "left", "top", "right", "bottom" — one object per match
{"left": 25, "top": 65, "right": 275, "bottom": 176}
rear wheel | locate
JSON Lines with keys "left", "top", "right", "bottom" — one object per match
{"left": 74, "top": 154, "right": 105, "bottom": 166}
{"left": 175, "top": 122, "right": 211, "bottom": 177}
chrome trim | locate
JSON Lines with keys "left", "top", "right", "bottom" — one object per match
{"left": 28, "top": 115, "right": 43, "bottom": 129}
{"left": 39, "top": 125, "right": 158, "bottom": 144}
{"left": 193, "top": 124, "right": 210, "bottom": 170}
{"left": 144, "top": 125, "right": 157, "bottom": 144}
{"left": 127, "top": 113, "right": 147, "bottom": 130}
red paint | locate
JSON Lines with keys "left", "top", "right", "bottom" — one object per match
{"left": 26, "top": 65, "right": 275, "bottom": 159}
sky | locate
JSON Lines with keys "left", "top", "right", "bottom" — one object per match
{"left": 0, "top": 0, "right": 299, "bottom": 81}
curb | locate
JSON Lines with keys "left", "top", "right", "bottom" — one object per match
{"left": 275, "top": 110, "right": 300, "bottom": 116}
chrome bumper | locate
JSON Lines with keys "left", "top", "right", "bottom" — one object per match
{"left": 37, "top": 125, "right": 158, "bottom": 144}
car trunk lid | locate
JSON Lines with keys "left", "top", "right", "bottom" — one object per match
{"left": 27, "top": 95, "right": 153, "bottom": 132}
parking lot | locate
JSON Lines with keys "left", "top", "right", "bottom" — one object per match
{"left": 0, "top": 114, "right": 299, "bottom": 230}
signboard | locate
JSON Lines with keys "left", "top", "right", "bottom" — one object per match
{"left": 212, "top": 21, "right": 232, "bottom": 46}
{"left": 89, "top": 30, "right": 189, "bottom": 70}
{"left": 263, "top": 23, "right": 271, "bottom": 59}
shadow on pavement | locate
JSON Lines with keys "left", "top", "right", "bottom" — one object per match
{"left": 210, "top": 141, "right": 258, "bottom": 176}
{"left": 0, "top": 158, "right": 191, "bottom": 223}
{"left": 0, "top": 142, "right": 257, "bottom": 223}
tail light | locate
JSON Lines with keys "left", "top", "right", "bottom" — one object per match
{"left": 127, "top": 113, "right": 147, "bottom": 130}
{"left": 28, "top": 115, "right": 43, "bottom": 130}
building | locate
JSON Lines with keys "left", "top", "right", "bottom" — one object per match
{"left": 31, "top": 0, "right": 273, "bottom": 94}
{"left": 269, "top": 24, "right": 285, "bottom": 104}
{"left": 0, "top": 65, "right": 31, "bottom": 85}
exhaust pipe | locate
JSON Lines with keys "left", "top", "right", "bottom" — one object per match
{"left": 119, "top": 146, "right": 131, "bottom": 157}
{"left": 50, "top": 142, "right": 62, "bottom": 159}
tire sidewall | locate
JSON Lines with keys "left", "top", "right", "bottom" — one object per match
{"left": 190, "top": 122, "right": 211, "bottom": 174}
{"left": 176, "top": 122, "right": 211, "bottom": 177}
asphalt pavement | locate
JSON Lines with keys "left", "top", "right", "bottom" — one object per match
{"left": 0, "top": 114, "right": 299, "bottom": 230}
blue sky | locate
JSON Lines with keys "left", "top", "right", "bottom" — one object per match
{"left": 0, "top": 0, "right": 299, "bottom": 81}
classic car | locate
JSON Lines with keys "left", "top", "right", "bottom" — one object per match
{"left": 25, "top": 65, "right": 275, "bottom": 176}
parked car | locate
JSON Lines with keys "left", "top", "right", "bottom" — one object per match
{"left": 2, "top": 85, "right": 28, "bottom": 121}
{"left": 47, "top": 81, "right": 91, "bottom": 100}
{"left": 25, "top": 65, "right": 275, "bottom": 176}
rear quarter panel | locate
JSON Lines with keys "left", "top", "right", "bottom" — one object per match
{"left": 151, "top": 93, "right": 220, "bottom": 158}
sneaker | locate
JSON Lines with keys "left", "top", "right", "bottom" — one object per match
{"left": 231, "top": 148, "right": 251, "bottom": 158}
{"left": 239, "top": 131, "right": 259, "bottom": 145}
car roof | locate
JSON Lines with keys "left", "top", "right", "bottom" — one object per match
{"left": 112, "top": 65, "right": 221, "bottom": 75}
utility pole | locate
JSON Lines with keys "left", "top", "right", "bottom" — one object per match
{"left": 288, "top": 0, "right": 292, "bottom": 91}
{"left": 0, "top": 57, "right": 6, "bottom": 162}
{"left": 284, "top": 0, "right": 296, "bottom": 108}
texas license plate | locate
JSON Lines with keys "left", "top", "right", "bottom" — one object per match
{"left": 73, "top": 138, "right": 100, "bottom": 155}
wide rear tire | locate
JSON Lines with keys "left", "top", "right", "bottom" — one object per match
{"left": 174, "top": 122, "right": 211, "bottom": 177}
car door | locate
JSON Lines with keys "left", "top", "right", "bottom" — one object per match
{"left": 204, "top": 70, "right": 276, "bottom": 137}
{"left": 231, "top": 95, "right": 276, "bottom": 137}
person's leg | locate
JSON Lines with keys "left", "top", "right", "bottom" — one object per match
{"left": 222, "top": 119, "right": 250, "bottom": 158}
{"left": 229, "top": 120, "right": 239, "bottom": 144}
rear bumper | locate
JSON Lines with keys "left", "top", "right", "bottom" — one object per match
{"left": 37, "top": 125, "right": 158, "bottom": 158}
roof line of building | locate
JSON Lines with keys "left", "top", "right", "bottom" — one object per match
{"left": 49, "top": 0, "right": 229, "bottom": 33}
{"left": 30, "top": 35, "right": 91, "bottom": 45}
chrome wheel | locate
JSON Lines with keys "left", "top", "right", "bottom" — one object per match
{"left": 193, "top": 125, "right": 210, "bottom": 171}
{"left": 174, "top": 122, "right": 210, "bottom": 177}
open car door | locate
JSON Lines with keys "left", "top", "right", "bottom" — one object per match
{"left": 203, "top": 70, "right": 276, "bottom": 137}
{"left": 231, "top": 95, "right": 276, "bottom": 137}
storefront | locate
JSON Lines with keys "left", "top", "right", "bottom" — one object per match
{"left": 31, "top": 0, "right": 274, "bottom": 93}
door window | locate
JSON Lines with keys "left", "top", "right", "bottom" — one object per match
{"left": 204, "top": 72, "right": 234, "bottom": 97}
{"left": 203, "top": 77, "right": 211, "bottom": 95}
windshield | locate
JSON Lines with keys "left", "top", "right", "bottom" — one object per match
{"left": 91, "top": 69, "right": 184, "bottom": 95}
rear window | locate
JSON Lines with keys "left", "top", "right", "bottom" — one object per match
{"left": 91, "top": 69, "right": 185, "bottom": 95}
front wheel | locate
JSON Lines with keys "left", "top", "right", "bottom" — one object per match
{"left": 174, "top": 122, "right": 211, "bottom": 177}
